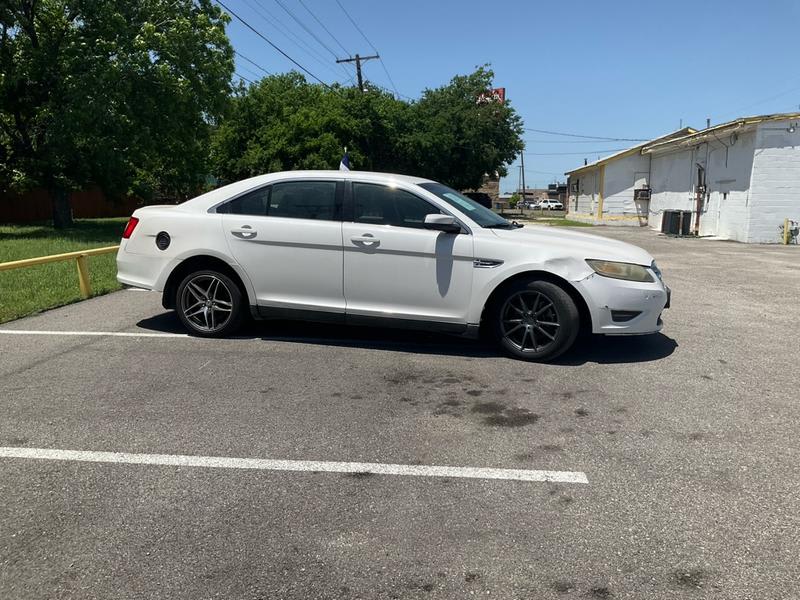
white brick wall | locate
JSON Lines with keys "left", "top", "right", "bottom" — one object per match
{"left": 747, "top": 120, "right": 800, "bottom": 243}
{"left": 568, "top": 169, "right": 597, "bottom": 214}
{"left": 648, "top": 148, "right": 696, "bottom": 232}
{"left": 647, "top": 131, "right": 757, "bottom": 241}
{"left": 601, "top": 152, "right": 651, "bottom": 217}
{"left": 701, "top": 130, "right": 755, "bottom": 242}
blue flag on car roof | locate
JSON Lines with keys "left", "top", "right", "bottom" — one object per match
{"left": 339, "top": 149, "right": 350, "bottom": 171}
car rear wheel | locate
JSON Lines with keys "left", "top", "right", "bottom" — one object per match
{"left": 490, "top": 279, "right": 580, "bottom": 361}
{"left": 176, "top": 270, "right": 245, "bottom": 337}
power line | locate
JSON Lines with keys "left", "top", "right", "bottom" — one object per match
{"left": 522, "top": 168, "right": 563, "bottom": 175}
{"left": 525, "top": 138, "right": 632, "bottom": 144}
{"left": 334, "top": 0, "right": 379, "bottom": 53}
{"left": 717, "top": 81, "right": 800, "bottom": 120}
{"left": 214, "top": 0, "right": 329, "bottom": 86}
{"left": 273, "top": 0, "right": 339, "bottom": 59}
{"left": 524, "top": 127, "right": 649, "bottom": 142}
{"left": 524, "top": 148, "right": 629, "bottom": 156}
{"left": 239, "top": 0, "right": 355, "bottom": 85}
{"left": 242, "top": 0, "right": 326, "bottom": 63}
{"left": 298, "top": 0, "right": 350, "bottom": 56}
{"left": 235, "top": 50, "right": 272, "bottom": 76}
{"left": 378, "top": 60, "right": 400, "bottom": 99}
{"left": 271, "top": 0, "right": 355, "bottom": 84}
{"left": 372, "top": 82, "right": 414, "bottom": 102}
{"left": 333, "top": 0, "right": 401, "bottom": 98}
{"left": 234, "top": 71, "right": 254, "bottom": 84}
{"left": 237, "top": 63, "right": 263, "bottom": 80}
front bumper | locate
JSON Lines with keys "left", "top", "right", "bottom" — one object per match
{"left": 574, "top": 272, "right": 670, "bottom": 335}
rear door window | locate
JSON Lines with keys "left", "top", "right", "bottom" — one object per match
{"left": 268, "top": 181, "right": 340, "bottom": 221}
{"left": 219, "top": 181, "right": 341, "bottom": 220}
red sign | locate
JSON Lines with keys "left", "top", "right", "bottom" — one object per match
{"left": 477, "top": 87, "right": 506, "bottom": 104}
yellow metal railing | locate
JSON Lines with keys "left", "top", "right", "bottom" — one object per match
{"left": 0, "top": 246, "right": 119, "bottom": 298}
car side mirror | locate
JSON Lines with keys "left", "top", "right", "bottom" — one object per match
{"left": 423, "top": 214, "right": 461, "bottom": 234}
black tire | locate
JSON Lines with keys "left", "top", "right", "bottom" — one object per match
{"left": 490, "top": 279, "right": 580, "bottom": 361}
{"left": 175, "top": 269, "right": 245, "bottom": 337}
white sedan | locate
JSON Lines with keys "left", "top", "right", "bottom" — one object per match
{"left": 117, "top": 171, "right": 670, "bottom": 361}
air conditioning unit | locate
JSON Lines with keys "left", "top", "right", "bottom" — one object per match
{"left": 661, "top": 210, "right": 691, "bottom": 235}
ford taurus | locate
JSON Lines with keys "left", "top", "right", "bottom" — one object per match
{"left": 117, "top": 171, "right": 670, "bottom": 361}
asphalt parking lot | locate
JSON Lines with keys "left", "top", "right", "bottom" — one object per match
{"left": 1, "top": 227, "right": 799, "bottom": 599}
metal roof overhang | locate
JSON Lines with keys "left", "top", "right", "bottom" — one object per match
{"left": 641, "top": 113, "right": 800, "bottom": 155}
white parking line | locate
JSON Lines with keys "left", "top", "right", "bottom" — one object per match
{"left": 0, "top": 447, "right": 589, "bottom": 484}
{"left": 0, "top": 329, "right": 187, "bottom": 338}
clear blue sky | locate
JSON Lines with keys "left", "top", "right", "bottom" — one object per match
{"left": 224, "top": 0, "right": 800, "bottom": 191}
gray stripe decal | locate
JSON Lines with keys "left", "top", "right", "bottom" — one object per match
{"left": 235, "top": 239, "right": 473, "bottom": 261}
{"left": 235, "top": 239, "right": 340, "bottom": 252}
{"left": 343, "top": 246, "right": 473, "bottom": 261}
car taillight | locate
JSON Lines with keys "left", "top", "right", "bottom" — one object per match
{"left": 122, "top": 217, "right": 139, "bottom": 239}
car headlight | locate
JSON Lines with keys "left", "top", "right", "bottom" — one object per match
{"left": 586, "top": 259, "right": 654, "bottom": 283}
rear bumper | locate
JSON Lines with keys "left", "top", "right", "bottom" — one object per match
{"left": 574, "top": 272, "right": 670, "bottom": 335}
{"left": 116, "top": 242, "right": 174, "bottom": 292}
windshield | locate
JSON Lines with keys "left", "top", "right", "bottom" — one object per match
{"left": 418, "top": 182, "right": 511, "bottom": 228}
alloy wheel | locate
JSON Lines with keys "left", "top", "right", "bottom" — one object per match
{"left": 500, "top": 290, "right": 561, "bottom": 353}
{"left": 180, "top": 274, "right": 233, "bottom": 333}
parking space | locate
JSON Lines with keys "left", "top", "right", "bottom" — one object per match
{"left": 1, "top": 227, "right": 799, "bottom": 599}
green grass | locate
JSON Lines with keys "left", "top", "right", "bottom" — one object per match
{"left": 544, "top": 218, "right": 595, "bottom": 227}
{"left": 0, "top": 218, "right": 127, "bottom": 323}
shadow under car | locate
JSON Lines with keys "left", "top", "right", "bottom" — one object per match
{"left": 135, "top": 312, "right": 678, "bottom": 365}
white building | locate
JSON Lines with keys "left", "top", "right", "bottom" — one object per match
{"left": 565, "top": 128, "right": 695, "bottom": 226}
{"left": 643, "top": 114, "right": 800, "bottom": 242}
{"left": 566, "top": 113, "right": 800, "bottom": 243}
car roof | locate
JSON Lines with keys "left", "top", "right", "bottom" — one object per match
{"left": 183, "top": 170, "right": 436, "bottom": 212}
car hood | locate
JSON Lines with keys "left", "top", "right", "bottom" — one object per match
{"left": 488, "top": 225, "right": 654, "bottom": 265}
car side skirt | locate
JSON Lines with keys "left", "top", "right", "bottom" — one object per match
{"left": 253, "top": 305, "right": 479, "bottom": 338}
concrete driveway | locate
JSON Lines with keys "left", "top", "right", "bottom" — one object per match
{"left": 1, "top": 227, "right": 798, "bottom": 599}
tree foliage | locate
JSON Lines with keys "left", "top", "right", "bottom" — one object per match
{"left": 0, "top": 0, "right": 234, "bottom": 226}
{"left": 402, "top": 67, "right": 524, "bottom": 189}
{"left": 211, "top": 66, "right": 523, "bottom": 191}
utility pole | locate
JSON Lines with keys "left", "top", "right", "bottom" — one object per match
{"left": 336, "top": 53, "right": 379, "bottom": 91}
{"left": 519, "top": 152, "right": 527, "bottom": 207}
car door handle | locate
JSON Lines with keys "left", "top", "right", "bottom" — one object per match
{"left": 351, "top": 235, "right": 380, "bottom": 245}
{"left": 231, "top": 226, "right": 257, "bottom": 239}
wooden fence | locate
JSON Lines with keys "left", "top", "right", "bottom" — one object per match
{"left": 0, "top": 187, "right": 147, "bottom": 223}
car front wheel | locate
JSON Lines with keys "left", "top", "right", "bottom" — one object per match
{"left": 176, "top": 270, "right": 245, "bottom": 337}
{"left": 490, "top": 279, "right": 580, "bottom": 361}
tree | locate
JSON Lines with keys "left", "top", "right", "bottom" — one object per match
{"left": 0, "top": 0, "right": 234, "bottom": 227}
{"left": 211, "top": 74, "right": 410, "bottom": 183}
{"left": 399, "top": 66, "right": 524, "bottom": 190}
{"left": 210, "top": 66, "right": 524, "bottom": 191}
{"left": 509, "top": 192, "right": 520, "bottom": 209}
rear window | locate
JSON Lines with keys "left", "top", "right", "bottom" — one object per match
{"left": 218, "top": 181, "right": 340, "bottom": 221}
